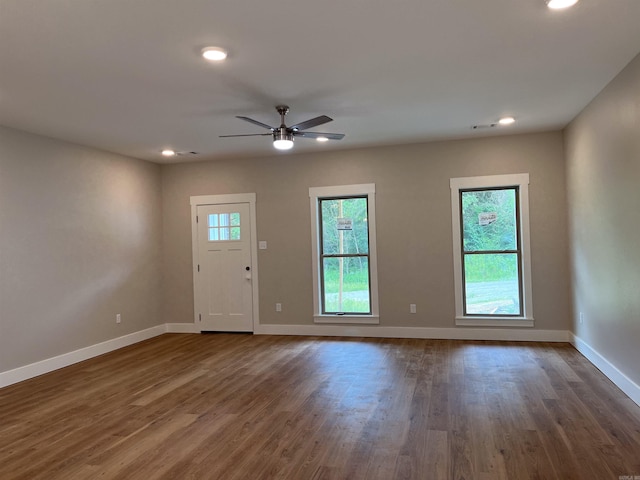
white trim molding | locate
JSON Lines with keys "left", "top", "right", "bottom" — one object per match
{"left": 571, "top": 334, "right": 640, "bottom": 407}
{"left": 255, "top": 324, "right": 569, "bottom": 342}
{"left": 455, "top": 317, "right": 534, "bottom": 327}
{"left": 166, "top": 323, "right": 200, "bottom": 334}
{"left": 0, "top": 325, "right": 166, "bottom": 389}
{"left": 309, "top": 183, "right": 380, "bottom": 325}
{"left": 450, "top": 173, "right": 534, "bottom": 326}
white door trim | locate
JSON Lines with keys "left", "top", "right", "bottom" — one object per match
{"left": 190, "top": 193, "right": 259, "bottom": 332}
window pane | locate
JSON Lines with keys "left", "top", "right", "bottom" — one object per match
{"left": 230, "top": 227, "right": 240, "bottom": 240}
{"left": 321, "top": 198, "right": 369, "bottom": 255}
{"left": 208, "top": 228, "right": 219, "bottom": 241}
{"left": 208, "top": 214, "right": 218, "bottom": 227}
{"left": 464, "top": 253, "right": 520, "bottom": 315}
{"left": 219, "top": 227, "right": 229, "bottom": 240}
{"left": 230, "top": 212, "right": 240, "bottom": 226}
{"left": 322, "top": 257, "right": 370, "bottom": 313}
{"left": 219, "top": 213, "right": 229, "bottom": 227}
{"left": 462, "top": 189, "right": 517, "bottom": 252}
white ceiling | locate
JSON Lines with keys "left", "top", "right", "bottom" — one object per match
{"left": 1, "top": 0, "right": 639, "bottom": 164}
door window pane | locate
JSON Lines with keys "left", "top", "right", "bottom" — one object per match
{"left": 207, "top": 212, "right": 240, "bottom": 242}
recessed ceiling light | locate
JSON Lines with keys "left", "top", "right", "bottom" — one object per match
{"left": 498, "top": 116, "right": 516, "bottom": 126}
{"left": 546, "top": 0, "right": 579, "bottom": 9}
{"left": 316, "top": 136, "right": 329, "bottom": 143}
{"left": 201, "top": 47, "right": 228, "bottom": 61}
{"left": 161, "top": 149, "right": 176, "bottom": 157}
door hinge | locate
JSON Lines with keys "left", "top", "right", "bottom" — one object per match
{"left": 197, "top": 264, "right": 200, "bottom": 272}
{"left": 199, "top": 314, "right": 201, "bottom": 322}
{"left": 196, "top": 215, "right": 199, "bottom": 223}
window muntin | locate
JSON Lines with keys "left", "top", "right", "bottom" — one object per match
{"left": 318, "top": 196, "right": 371, "bottom": 314}
{"left": 450, "top": 174, "right": 533, "bottom": 326}
{"left": 460, "top": 187, "right": 522, "bottom": 316}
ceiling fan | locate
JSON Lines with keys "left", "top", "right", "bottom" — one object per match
{"left": 220, "top": 105, "right": 345, "bottom": 150}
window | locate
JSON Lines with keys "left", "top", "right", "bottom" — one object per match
{"left": 450, "top": 174, "right": 533, "bottom": 326}
{"left": 208, "top": 212, "right": 241, "bottom": 241}
{"left": 310, "top": 184, "right": 379, "bottom": 324}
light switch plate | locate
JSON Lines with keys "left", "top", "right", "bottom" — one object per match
{"left": 259, "top": 241, "right": 267, "bottom": 250}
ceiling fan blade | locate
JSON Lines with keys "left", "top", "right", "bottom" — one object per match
{"left": 294, "top": 131, "right": 345, "bottom": 140}
{"left": 289, "top": 115, "right": 333, "bottom": 131}
{"left": 236, "top": 116, "right": 276, "bottom": 130}
{"left": 219, "top": 133, "right": 273, "bottom": 137}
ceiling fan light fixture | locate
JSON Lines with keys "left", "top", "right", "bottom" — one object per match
{"left": 273, "top": 139, "right": 294, "bottom": 150}
{"left": 273, "top": 130, "right": 294, "bottom": 150}
{"left": 546, "top": 0, "right": 579, "bottom": 9}
{"left": 316, "top": 136, "right": 329, "bottom": 142}
{"left": 161, "top": 149, "right": 176, "bottom": 157}
{"left": 201, "top": 46, "right": 228, "bottom": 61}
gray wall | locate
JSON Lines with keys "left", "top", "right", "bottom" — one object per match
{"left": 0, "top": 123, "right": 575, "bottom": 376}
{"left": 565, "top": 53, "right": 640, "bottom": 386}
{"left": 0, "top": 126, "right": 163, "bottom": 372}
{"left": 162, "top": 131, "right": 571, "bottom": 331}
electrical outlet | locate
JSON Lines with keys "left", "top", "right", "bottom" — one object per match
{"left": 276, "top": 303, "right": 282, "bottom": 312}
{"left": 579, "top": 312, "right": 584, "bottom": 324}
{"left": 116, "top": 313, "right": 121, "bottom": 324}
{"left": 410, "top": 304, "right": 416, "bottom": 314}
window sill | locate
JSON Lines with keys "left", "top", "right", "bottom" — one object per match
{"left": 455, "top": 317, "right": 534, "bottom": 327}
{"left": 314, "top": 315, "right": 380, "bottom": 325}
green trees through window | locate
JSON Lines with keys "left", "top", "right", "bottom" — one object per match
{"left": 461, "top": 188, "right": 522, "bottom": 316}
{"left": 319, "top": 197, "right": 371, "bottom": 314}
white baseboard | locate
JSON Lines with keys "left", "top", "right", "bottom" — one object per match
{"left": 166, "top": 323, "right": 199, "bottom": 333}
{"left": 255, "top": 324, "right": 570, "bottom": 342}
{"left": 2, "top": 322, "right": 605, "bottom": 395}
{"left": 0, "top": 325, "right": 166, "bottom": 389}
{"left": 570, "top": 333, "right": 640, "bottom": 407}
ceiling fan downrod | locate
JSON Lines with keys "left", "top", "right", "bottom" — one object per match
{"left": 275, "top": 105, "right": 290, "bottom": 127}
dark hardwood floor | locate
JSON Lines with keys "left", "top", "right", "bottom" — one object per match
{"left": 1, "top": 334, "right": 639, "bottom": 479}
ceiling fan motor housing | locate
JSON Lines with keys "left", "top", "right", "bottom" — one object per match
{"left": 273, "top": 127, "right": 293, "bottom": 143}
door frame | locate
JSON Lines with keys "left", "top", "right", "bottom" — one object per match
{"left": 190, "top": 193, "right": 259, "bottom": 332}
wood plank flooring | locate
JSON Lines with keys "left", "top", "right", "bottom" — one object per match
{"left": 1, "top": 334, "right": 639, "bottom": 479}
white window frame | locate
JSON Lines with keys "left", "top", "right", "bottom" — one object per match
{"left": 450, "top": 174, "right": 534, "bottom": 327}
{"left": 309, "top": 184, "right": 380, "bottom": 324}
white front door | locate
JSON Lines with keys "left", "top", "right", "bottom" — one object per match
{"left": 195, "top": 202, "right": 254, "bottom": 332}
